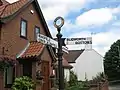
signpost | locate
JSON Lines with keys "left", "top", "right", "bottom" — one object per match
{"left": 37, "top": 34, "right": 69, "bottom": 53}
{"left": 54, "top": 16, "right": 65, "bottom": 90}
{"left": 65, "top": 37, "right": 92, "bottom": 45}
{"left": 37, "top": 17, "right": 92, "bottom": 90}
{"left": 37, "top": 34, "right": 92, "bottom": 53}
{"left": 37, "top": 34, "right": 58, "bottom": 48}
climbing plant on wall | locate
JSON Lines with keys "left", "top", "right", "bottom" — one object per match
{"left": 0, "top": 60, "right": 16, "bottom": 71}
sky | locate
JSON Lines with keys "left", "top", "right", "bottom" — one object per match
{"left": 7, "top": 0, "right": 120, "bottom": 56}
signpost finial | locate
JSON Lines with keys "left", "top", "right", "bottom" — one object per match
{"left": 53, "top": 16, "right": 64, "bottom": 29}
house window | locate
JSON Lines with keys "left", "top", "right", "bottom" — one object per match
{"left": 34, "top": 26, "right": 40, "bottom": 40}
{"left": 23, "top": 62, "right": 32, "bottom": 77}
{"left": 4, "top": 66, "right": 14, "bottom": 88}
{"left": 20, "top": 19, "right": 27, "bottom": 38}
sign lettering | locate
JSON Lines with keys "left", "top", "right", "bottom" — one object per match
{"left": 65, "top": 37, "right": 92, "bottom": 45}
{"left": 37, "top": 34, "right": 69, "bottom": 53}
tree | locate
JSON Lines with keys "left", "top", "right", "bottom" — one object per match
{"left": 104, "top": 39, "right": 120, "bottom": 81}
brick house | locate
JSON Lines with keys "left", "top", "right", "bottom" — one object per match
{"left": 0, "top": 0, "right": 57, "bottom": 90}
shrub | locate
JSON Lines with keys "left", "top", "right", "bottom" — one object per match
{"left": 12, "top": 76, "right": 35, "bottom": 90}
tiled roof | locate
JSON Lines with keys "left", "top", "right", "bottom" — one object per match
{"left": 19, "top": 41, "right": 44, "bottom": 58}
{"left": 0, "top": 0, "right": 52, "bottom": 38}
{"left": 55, "top": 57, "right": 73, "bottom": 69}
{"left": 0, "top": 55, "right": 18, "bottom": 66}
{"left": 1, "top": 0, "right": 9, "bottom": 5}
{"left": 0, "top": 0, "right": 29, "bottom": 18}
{"left": 0, "top": 0, "right": 9, "bottom": 15}
{"left": 62, "top": 57, "right": 73, "bottom": 68}
{"left": 0, "top": 55, "right": 16, "bottom": 61}
{"left": 63, "top": 49, "right": 84, "bottom": 63}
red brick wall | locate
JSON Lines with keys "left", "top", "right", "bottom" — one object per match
{"left": 0, "top": 3, "right": 46, "bottom": 56}
{"left": 90, "top": 81, "right": 109, "bottom": 90}
{"left": 0, "top": 72, "right": 4, "bottom": 90}
{"left": 0, "top": 2, "right": 53, "bottom": 90}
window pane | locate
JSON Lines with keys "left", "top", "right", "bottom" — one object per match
{"left": 4, "top": 66, "right": 13, "bottom": 87}
{"left": 7, "top": 67, "right": 13, "bottom": 84}
{"left": 23, "top": 62, "right": 32, "bottom": 77}
{"left": 36, "top": 28, "right": 40, "bottom": 34}
{"left": 35, "top": 27, "right": 40, "bottom": 40}
{"left": 21, "top": 20, "right": 27, "bottom": 37}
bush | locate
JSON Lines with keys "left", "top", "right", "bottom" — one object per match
{"left": 12, "top": 76, "right": 35, "bottom": 90}
{"left": 65, "top": 71, "right": 89, "bottom": 90}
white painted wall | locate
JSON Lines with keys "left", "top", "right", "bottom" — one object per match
{"left": 71, "top": 49, "right": 104, "bottom": 81}
{"left": 64, "top": 69, "right": 70, "bottom": 81}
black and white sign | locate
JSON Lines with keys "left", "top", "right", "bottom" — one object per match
{"left": 65, "top": 37, "right": 92, "bottom": 45}
{"left": 37, "top": 34, "right": 58, "bottom": 48}
{"left": 37, "top": 34, "right": 92, "bottom": 53}
{"left": 37, "top": 34, "right": 69, "bottom": 53}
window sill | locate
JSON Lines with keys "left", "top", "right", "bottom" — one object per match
{"left": 20, "top": 36, "right": 27, "bottom": 40}
{"left": 4, "top": 84, "right": 12, "bottom": 88}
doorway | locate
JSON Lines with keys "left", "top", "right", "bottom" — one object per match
{"left": 41, "top": 61, "right": 49, "bottom": 90}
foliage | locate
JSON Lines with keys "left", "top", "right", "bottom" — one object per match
{"left": 64, "top": 79, "right": 69, "bottom": 90}
{"left": 104, "top": 40, "right": 120, "bottom": 81}
{"left": 0, "top": 60, "right": 15, "bottom": 71}
{"left": 69, "top": 70, "right": 78, "bottom": 86}
{"left": 0, "top": 61, "right": 9, "bottom": 71}
{"left": 65, "top": 70, "right": 89, "bottom": 90}
{"left": 12, "top": 76, "right": 36, "bottom": 90}
{"left": 90, "top": 72, "right": 107, "bottom": 84}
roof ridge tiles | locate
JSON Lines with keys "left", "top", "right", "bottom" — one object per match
{"left": 0, "top": 3, "right": 8, "bottom": 16}
{"left": 0, "top": 0, "right": 30, "bottom": 18}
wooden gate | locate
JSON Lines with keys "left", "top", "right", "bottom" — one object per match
{"left": 41, "top": 61, "right": 49, "bottom": 90}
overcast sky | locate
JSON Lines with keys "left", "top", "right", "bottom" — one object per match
{"left": 7, "top": 0, "right": 120, "bottom": 56}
